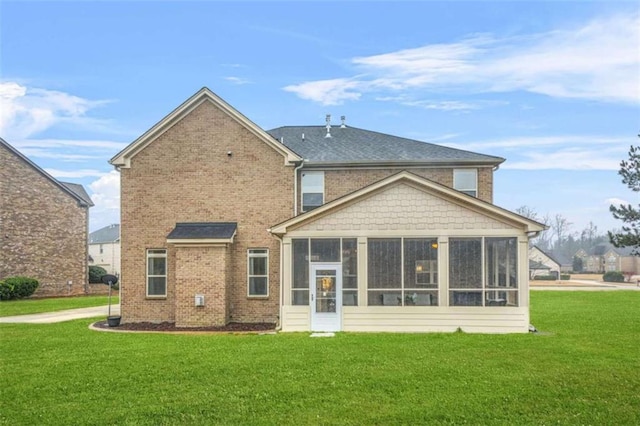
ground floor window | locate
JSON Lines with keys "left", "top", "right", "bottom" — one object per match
{"left": 367, "top": 238, "right": 438, "bottom": 306}
{"left": 248, "top": 249, "right": 269, "bottom": 297}
{"left": 449, "top": 237, "right": 518, "bottom": 307}
{"left": 291, "top": 238, "right": 357, "bottom": 305}
{"left": 147, "top": 249, "right": 167, "bottom": 297}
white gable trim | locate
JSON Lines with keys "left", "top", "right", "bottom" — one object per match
{"left": 110, "top": 87, "right": 301, "bottom": 168}
{"left": 269, "top": 171, "right": 547, "bottom": 235}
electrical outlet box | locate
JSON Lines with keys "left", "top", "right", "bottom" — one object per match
{"left": 195, "top": 294, "right": 205, "bottom": 307}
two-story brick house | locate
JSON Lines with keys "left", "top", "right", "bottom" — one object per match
{"left": 110, "top": 88, "right": 544, "bottom": 333}
{"left": 1, "top": 137, "right": 93, "bottom": 297}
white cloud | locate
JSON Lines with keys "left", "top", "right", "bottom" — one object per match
{"left": 607, "top": 197, "right": 629, "bottom": 207}
{"left": 501, "top": 147, "right": 622, "bottom": 170}
{"left": 88, "top": 171, "right": 121, "bottom": 231}
{"left": 445, "top": 135, "right": 630, "bottom": 151}
{"left": 89, "top": 171, "right": 120, "bottom": 210}
{"left": 0, "top": 81, "right": 112, "bottom": 140}
{"left": 285, "top": 14, "right": 640, "bottom": 105}
{"left": 45, "top": 168, "right": 107, "bottom": 178}
{"left": 224, "top": 76, "right": 252, "bottom": 85}
{"left": 283, "top": 78, "right": 363, "bottom": 105}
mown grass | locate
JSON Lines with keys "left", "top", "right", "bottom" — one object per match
{"left": 0, "top": 295, "right": 118, "bottom": 317}
{"left": 1, "top": 291, "right": 639, "bottom": 425}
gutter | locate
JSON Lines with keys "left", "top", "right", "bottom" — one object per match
{"left": 293, "top": 160, "right": 305, "bottom": 216}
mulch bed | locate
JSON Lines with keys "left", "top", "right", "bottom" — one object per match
{"left": 92, "top": 321, "right": 276, "bottom": 333}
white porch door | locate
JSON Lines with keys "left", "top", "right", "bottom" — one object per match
{"left": 310, "top": 264, "right": 342, "bottom": 332}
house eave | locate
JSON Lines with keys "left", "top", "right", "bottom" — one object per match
{"left": 300, "top": 159, "right": 504, "bottom": 169}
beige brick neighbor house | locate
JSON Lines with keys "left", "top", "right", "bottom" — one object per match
{"left": 110, "top": 88, "right": 545, "bottom": 333}
{"left": 1, "top": 138, "right": 93, "bottom": 297}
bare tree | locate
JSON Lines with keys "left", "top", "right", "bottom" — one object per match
{"left": 552, "top": 214, "right": 573, "bottom": 251}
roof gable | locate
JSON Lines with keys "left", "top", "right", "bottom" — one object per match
{"left": 110, "top": 87, "right": 301, "bottom": 168}
{"left": 0, "top": 137, "right": 93, "bottom": 207}
{"left": 268, "top": 125, "right": 505, "bottom": 167}
{"left": 89, "top": 224, "right": 120, "bottom": 244}
{"left": 270, "top": 171, "right": 546, "bottom": 235}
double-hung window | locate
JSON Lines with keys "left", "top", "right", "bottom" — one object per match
{"left": 248, "top": 249, "right": 269, "bottom": 297}
{"left": 147, "top": 249, "right": 167, "bottom": 297}
{"left": 454, "top": 169, "right": 477, "bottom": 197}
{"left": 301, "top": 171, "right": 324, "bottom": 212}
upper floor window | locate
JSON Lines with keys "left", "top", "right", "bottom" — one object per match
{"left": 147, "top": 249, "right": 167, "bottom": 297}
{"left": 99, "top": 244, "right": 104, "bottom": 254}
{"left": 301, "top": 171, "right": 324, "bottom": 212}
{"left": 248, "top": 249, "right": 269, "bottom": 297}
{"left": 454, "top": 169, "right": 477, "bottom": 197}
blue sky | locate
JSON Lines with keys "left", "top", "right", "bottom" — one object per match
{"left": 1, "top": 1, "right": 638, "bottom": 236}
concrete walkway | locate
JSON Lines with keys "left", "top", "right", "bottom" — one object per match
{"left": 0, "top": 305, "right": 120, "bottom": 324}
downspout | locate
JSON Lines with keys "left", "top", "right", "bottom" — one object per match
{"left": 273, "top": 233, "right": 284, "bottom": 332}
{"left": 293, "top": 160, "right": 305, "bottom": 216}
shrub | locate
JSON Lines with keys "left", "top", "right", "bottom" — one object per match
{"left": 560, "top": 274, "right": 571, "bottom": 280}
{"left": 603, "top": 271, "right": 624, "bottom": 283}
{"left": 89, "top": 266, "right": 108, "bottom": 283}
{"left": 0, "top": 277, "right": 39, "bottom": 300}
{"left": 533, "top": 275, "right": 557, "bottom": 281}
{"left": 0, "top": 281, "right": 11, "bottom": 300}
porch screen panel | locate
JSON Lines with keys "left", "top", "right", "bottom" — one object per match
{"left": 310, "top": 239, "right": 340, "bottom": 262}
{"left": 449, "top": 238, "right": 482, "bottom": 306}
{"left": 342, "top": 238, "right": 358, "bottom": 306}
{"left": 292, "top": 239, "right": 309, "bottom": 305}
{"left": 404, "top": 238, "right": 439, "bottom": 306}
{"left": 368, "top": 238, "right": 401, "bottom": 306}
{"left": 485, "top": 237, "right": 518, "bottom": 306}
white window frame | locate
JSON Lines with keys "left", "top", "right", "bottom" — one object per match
{"left": 453, "top": 169, "right": 478, "bottom": 197}
{"left": 248, "top": 248, "right": 269, "bottom": 297}
{"left": 146, "top": 249, "right": 167, "bottom": 297}
{"left": 301, "top": 171, "right": 324, "bottom": 212}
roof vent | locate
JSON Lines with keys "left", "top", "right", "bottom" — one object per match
{"left": 302, "top": 133, "right": 305, "bottom": 141}
{"left": 325, "top": 114, "right": 331, "bottom": 138}
{"left": 340, "top": 115, "right": 346, "bottom": 128}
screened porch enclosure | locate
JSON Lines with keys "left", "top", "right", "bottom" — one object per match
{"left": 290, "top": 236, "right": 519, "bottom": 309}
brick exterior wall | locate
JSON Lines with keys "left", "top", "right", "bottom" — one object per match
{"left": 300, "top": 166, "right": 493, "bottom": 210}
{"left": 120, "top": 101, "right": 293, "bottom": 325}
{"left": 175, "top": 245, "right": 229, "bottom": 327}
{"left": 0, "top": 144, "right": 89, "bottom": 297}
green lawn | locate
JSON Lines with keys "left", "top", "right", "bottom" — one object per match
{"left": 1, "top": 291, "right": 639, "bottom": 425}
{"left": 0, "top": 295, "right": 118, "bottom": 317}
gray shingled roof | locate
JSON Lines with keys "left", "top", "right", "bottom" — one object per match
{"left": 61, "top": 182, "right": 94, "bottom": 207}
{"left": 589, "top": 243, "right": 635, "bottom": 257}
{"left": 89, "top": 224, "right": 120, "bottom": 244}
{"left": 167, "top": 222, "right": 237, "bottom": 240}
{"left": 267, "top": 126, "right": 504, "bottom": 166}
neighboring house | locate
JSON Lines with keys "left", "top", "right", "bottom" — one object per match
{"left": 529, "top": 246, "right": 561, "bottom": 278}
{"left": 0, "top": 138, "right": 93, "bottom": 297}
{"left": 109, "top": 87, "right": 545, "bottom": 333}
{"left": 575, "top": 244, "right": 640, "bottom": 274}
{"left": 89, "top": 224, "right": 121, "bottom": 276}
{"left": 549, "top": 250, "right": 573, "bottom": 273}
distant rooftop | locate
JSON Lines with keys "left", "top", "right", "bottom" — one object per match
{"left": 89, "top": 224, "right": 120, "bottom": 244}
{"left": 267, "top": 125, "right": 504, "bottom": 166}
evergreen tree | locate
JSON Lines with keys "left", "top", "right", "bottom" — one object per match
{"left": 609, "top": 144, "right": 640, "bottom": 255}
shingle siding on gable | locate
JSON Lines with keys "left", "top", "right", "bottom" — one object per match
{"left": 292, "top": 182, "right": 512, "bottom": 233}
{"left": 120, "top": 101, "right": 294, "bottom": 324}
{"left": 0, "top": 143, "right": 89, "bottom": 296}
